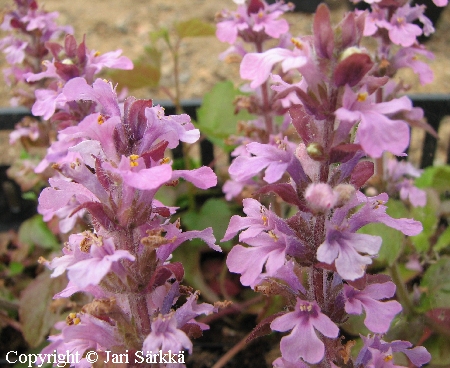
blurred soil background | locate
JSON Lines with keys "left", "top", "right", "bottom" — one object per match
{"left": 1, "top": 0, "right": 450, "bottom": 104}
{"left": 0, "top": 0, "right": 449, "bottom": 164}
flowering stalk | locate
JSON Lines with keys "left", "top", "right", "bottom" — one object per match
{"left": 35, "top": 77, "right": 222, "bottom": 366}
{"left": 217, "top": 0, "right": 446, "bottom": 366}
{"left": 1, "top": 1, "right": 224, "bottom": 365}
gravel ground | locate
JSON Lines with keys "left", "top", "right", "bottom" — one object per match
{"left": 0, "top": 0, "right": 449, "bottom": 107}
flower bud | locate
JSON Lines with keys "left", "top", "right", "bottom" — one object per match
{"left": 304, "top": 183, "right": 337, "bottom": 213}
{"left": 334, "top": 183, "right": 356, "bottom": 207}
{"left": 306, "top": 142, "right": 325, "bottom": 161}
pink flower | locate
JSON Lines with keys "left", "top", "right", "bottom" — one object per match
{"left": 317, "top": 227, "right": 382, "bottom": 280}
{"left": 391, "top": 46, "right": 434, "bottom": 86}
{"left": 48, "top": 232, "right": 135, "bottom": 289}
{"left": 143, "top": 313, "right": 193, "bottom": 354}
{"left": 240, "top": 41, "right": 310, "bottom": 89}
{"left": 271, "top": 299, "right": 339, "bottom": 364}
{"left": 344, "top": 282, "right": 402, "bottom": 333}
{"left": 335, "top": 86, "right": 412, "bottom": 158}
{"left": 387, "top": 5, "right": 423, "bottom": 47}
{"left": 226, "top": 232, "right": 288, "bottom": 287}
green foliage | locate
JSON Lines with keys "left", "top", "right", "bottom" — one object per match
{"left": 418, "top": 257, "right": 450, "bottom": 312}
{"left": 358, "top": 200, "right": 409, "bottom": 265}
{"left": 18, "top": 214, "right": 59, "bottom": 250}
{"left": 410, "top": 190, "right": 440, "bottom": 252}
{"left": 434, "top": 226, "right": 450, "bottom": 251}
{"left": 174, "top": 18, "right": 215, "bottom": 39}
{"left": 108, "top": 57, "right": 162, "bottom": 90}
{"left": 183, "top": 198, "right": 233, "bottom": 249}
{"left": 424, "top": 333, "right": 450, "bottom": 366}
{"left": 196, "top": 81, "right": 255, "bottom": 150}
{"left": 8, "top": 261, "right": 24, "bottom": 276}
{"left": 415, "top": 165, "right": 450, "bottom": 192}
{"left": 19, "top": 271, "right": 67, "bottom": 347}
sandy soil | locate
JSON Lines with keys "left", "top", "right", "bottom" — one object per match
{"left": 0, "top": 0, "right": 450, "bottom": 108}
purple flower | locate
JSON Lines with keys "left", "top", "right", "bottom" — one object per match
{"left": 391, "top": 46, "right": 434, "bottom": 86}
{"left": 335, "top": 86, "right": 412, "bottom": 157}
{"left": 240, "top": 41, "right": 310, "bottom": 89}
{"left": 272, "top": 357, "right": 309, "bottom": 368}
{"left": 216, "top": 6, "right": 250, "bottom": 44}
{"left": 229, "top": 138, "right": 306, "bottom": 184}
{"left": 351, "top": 192, "right": 423, "bottom": 236}
{"left": 222, "top": 198, "right": 278, "bottom": 241}
{"left": 317, "top": 227, "right": 382, "bottom": 280}
{"left": 48, "top": 232, "right": 135, "bottom": 289}
{"left": 226, "top": 232, "right": 288, "bottom": 287}
{"left": 386, "top": 159, "right": 426, "bottom": 207}
{"left": 387, "top": 5, "right": 423, "bottom": 47}
{"left": 174, "top": 292, "right": 216, "bottom": 327}
{"left": 356, "top": 335, "right": 431, "bottom": 367}
{"left": 344, "top": 282, "right": 402, "bottom": 333}
{"left": 41, "top": 313, "right": 120, "bottom": 368}
{"left": 143, "top": 313, "right": 193, "bottom": 354}
{"left": 270, "top": 299, "right": 339, "bottom": 364}
{"left": 216, "top": 0, "right": 292, "bottom": 45}
{"left": 366, "top": 348, "right": 406, "bottom": 368}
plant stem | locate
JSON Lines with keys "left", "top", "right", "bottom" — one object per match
{"left": 211, "top": 331, "right": 253, "bottom": 368}
{"left": 255, "top": 41, "right": 273, "bottom": 138}
{"left": 389, "top": 261, "right": 414, "bottom": 316}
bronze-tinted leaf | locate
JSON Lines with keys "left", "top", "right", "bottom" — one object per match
{"left": 19, "top": 270, "right": 67, "bottom": 347}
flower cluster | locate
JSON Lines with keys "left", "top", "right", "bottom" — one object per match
{"left": 0, "top": 1, "right": 226, "bottom": 364}
{"left": 216, "top": 0, "right": 445, "bottom": 366}
{"left": 37, "top": 77, "right": 221, "bottom": 366}
{"left": 0, "top": 0, "right": 72, "bottom": 107}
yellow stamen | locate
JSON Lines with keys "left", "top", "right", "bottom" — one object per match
{"left": 384, "top": 354, "right": 393, "bottom": 362}
{"left": 379, "top": 58, "right": 390, "bottom": 69}
{"left": 66, "top": 312, "right": 81, "bottom": 325}
{"left": 79, "top": 232, "right": 103, "bottom": 252}
{"left": 268, "top": 230, "right": 278, "bottom": 241}
{"left": 397, "top": 17, "right": 404, "bottom": 24}
{"left": 94, "top": 51, "right": 101, "bottom": 57}
{"left": 160, "top": 157, "right": 170, "bottom": 164}
{"left": 357, "top": 92, "right": 368, "bottom": 102}
{"left": 291, "top": 37, "right": 303, "bottom": 50}
{"left": 262, "top": 214, "right": 268, "bottom": 226}
{"left": 129, "top": 154, "right": 140, "bottom": 167}
{"left": 97, "top": 114, "right": 105, "bottom": 125}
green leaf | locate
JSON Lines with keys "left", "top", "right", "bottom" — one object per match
{"left": 359, "top": 222, "right": 403, "bottom": 266}
{"left": 18, "top": 214, "right": 59, "bottom": 250}
{"left": 418, "top": 256, "right": 450, "bottom": 312}
{"left": 19, "top": 270, "right": 67, "bottom": 347}
{"left": 424, "top": 333, "right": 450, "bottom": 366}
{"left": 434, "top": 226, "right": 450, "bottom": 251}
{"left": 8, "top": 261, "right": 24, "bottom": 276}
{"left": 415, "top": 165, "right": 450, "bottom": 192}
{"left": 22, "top": 191, "right": 37, "bottom": 201}
{"left": 108, "top": 57, "right": 161, "bottom": 90}
{"left": 183, "top": 198, "right": 232, "bottom": 248}
{"left": 196, "top": 81, "right": 255, "bottom": 150}
{"left": 358, "top": 200, "right": 408, "bottom": 265}
{"left": 174, "top": 18, "right": 215, "bottom": 39}
{"left": 149, "top": 27, "right": 170, "bottom": 45}
{"left": 410, "top": 190, "right": 439, "bottom": 252}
